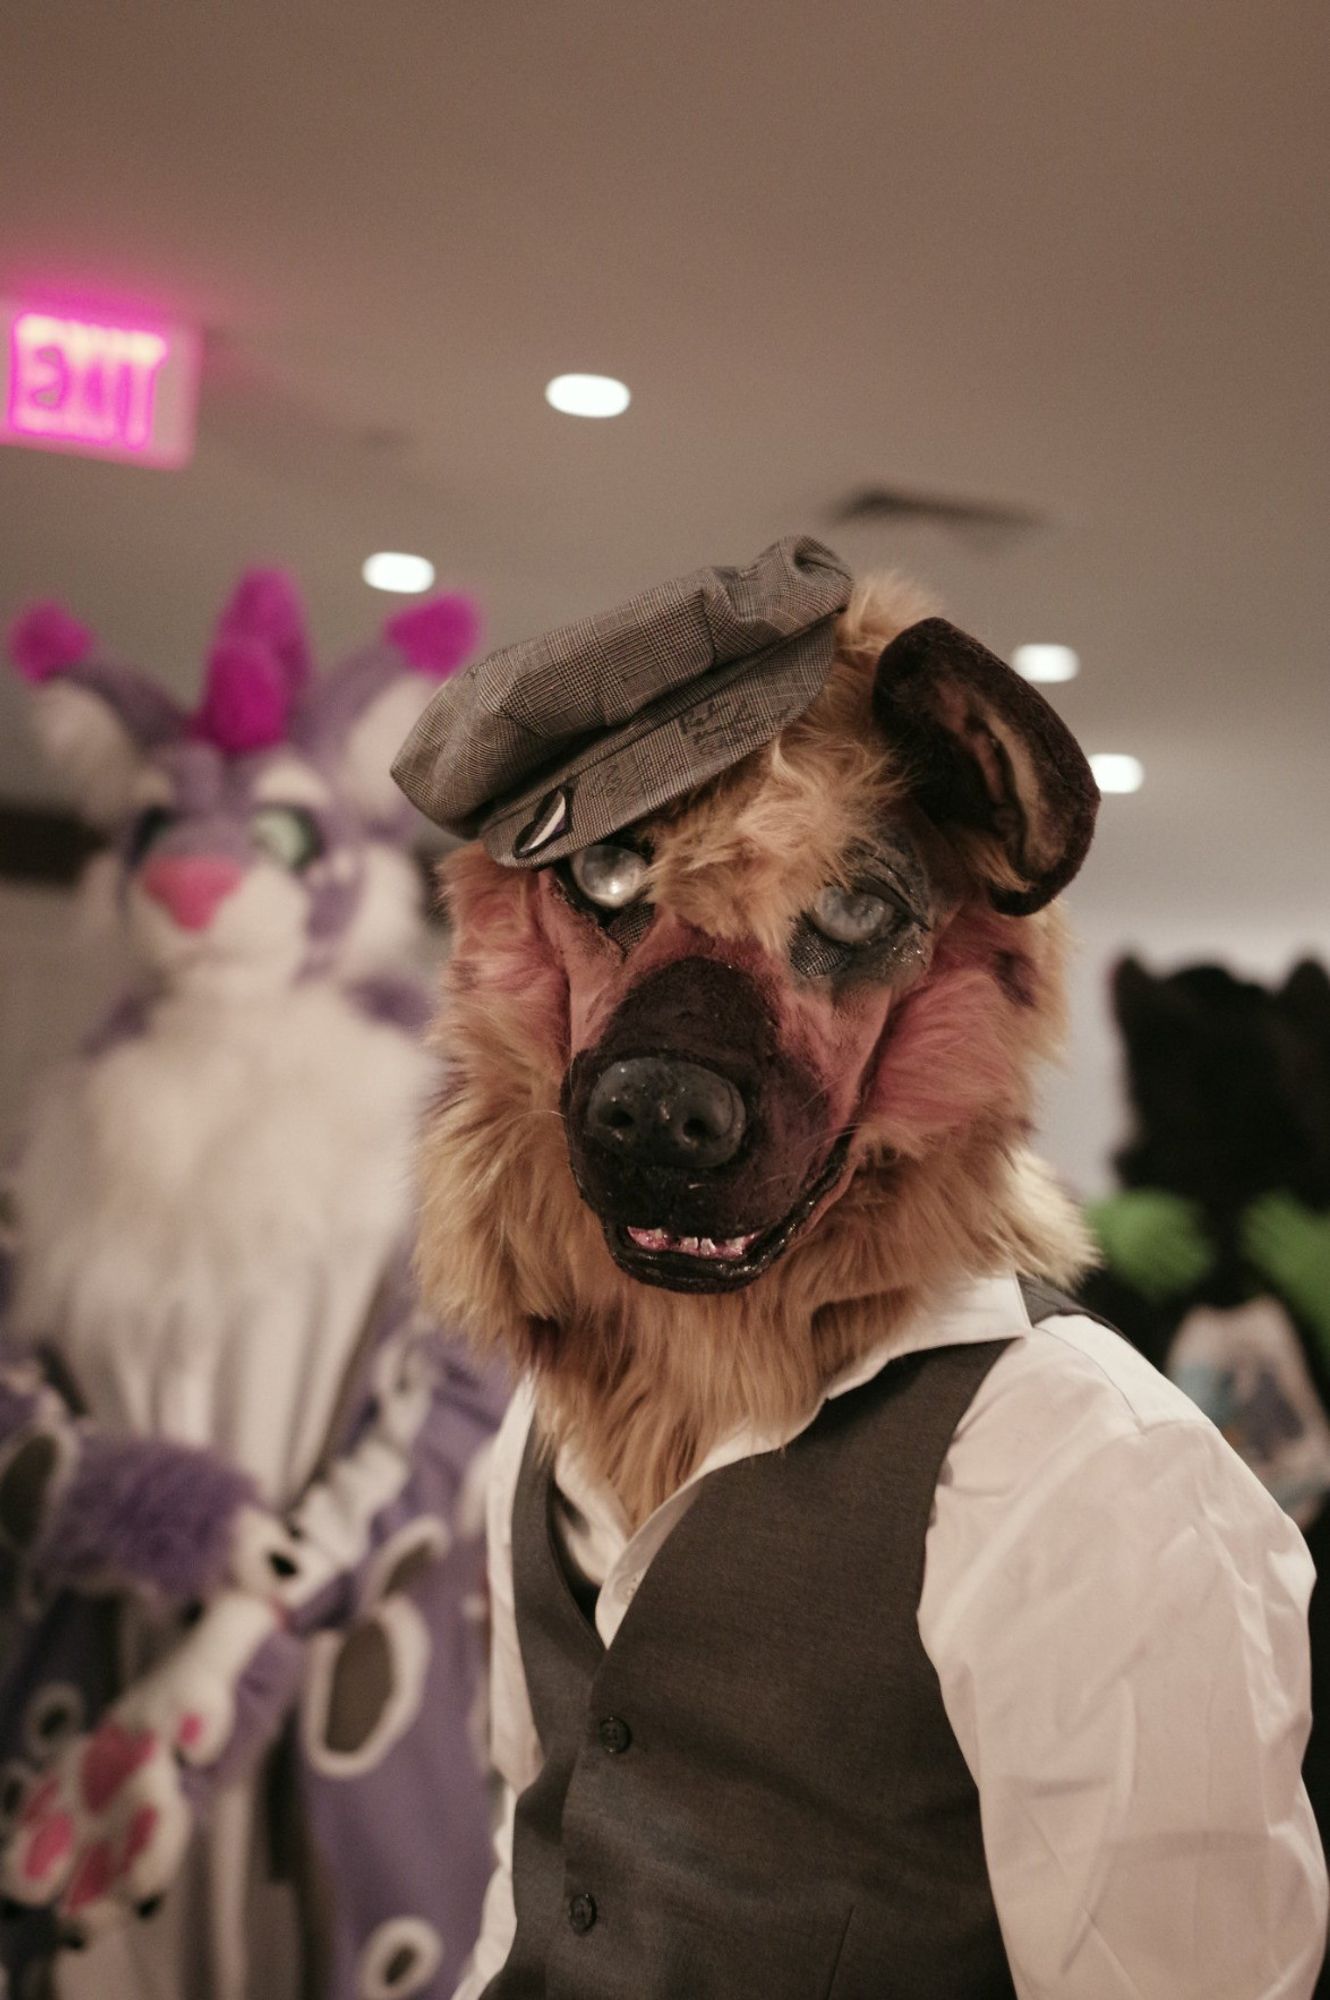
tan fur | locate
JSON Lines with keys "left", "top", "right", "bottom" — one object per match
{"left": 417, "top": 576, "right": 1092, "bottom": 1526}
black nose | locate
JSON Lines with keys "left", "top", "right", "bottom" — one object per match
{"left": 585, "top": 1057, "right": 747, "bottom": 1171}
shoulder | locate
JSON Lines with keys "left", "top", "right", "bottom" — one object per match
{"left": 905, "top": 1272, "right": 1221, "bottom": 1462}
{"left": 912, "top": 1280, "right": 1232, "bottom": 1456}
{"left": 920, "top": 1285, "right": 1326, "bottom": 1992}
{"left": 980, "top": 1287, "right": 1223, "bottom": 1447}
{"left": 923, "top": 1280, "right": 1314, "bottom": 1653}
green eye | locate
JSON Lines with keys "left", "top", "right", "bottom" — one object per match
{"left": 569, "top": 842, "right": 649, "bottom": 910}
{"left": 250, "top": 806, "right": 322, "bottom": 871}
{"left": 808, "top": 884, "right": 897, "bottom": 946}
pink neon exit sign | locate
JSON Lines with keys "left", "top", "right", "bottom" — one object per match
{"left": 1, "top": 301, "right": 200, "bottom": 467}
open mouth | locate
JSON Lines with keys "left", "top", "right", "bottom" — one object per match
{"left": 624, "top": 1228, "right": 758, "bottom": 1262}
{"left": 605, "top": 1135, "right": 852, "bottom": 1294}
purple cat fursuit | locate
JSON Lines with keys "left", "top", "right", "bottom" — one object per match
{"left": 0, "top": 573, "right": 504, "bottom": 2000}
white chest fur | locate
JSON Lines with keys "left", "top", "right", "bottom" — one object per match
{"left": 10, "top": 983, "right": 434, "bottom": 1503}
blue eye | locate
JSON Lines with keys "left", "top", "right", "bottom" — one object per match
{"left": 809, "top": 884, "right": 898, "bottom": 946}
{"left": 250, "top": 807, "right": 322, "bottom": 871}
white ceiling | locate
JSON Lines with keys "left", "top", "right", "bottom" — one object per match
{"left": 1, "top": 0, "right": 1327, "bottom": 963}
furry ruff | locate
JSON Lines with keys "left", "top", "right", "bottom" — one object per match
{"left": 417, "top": 576, "right": 1092, "bottom": 1524}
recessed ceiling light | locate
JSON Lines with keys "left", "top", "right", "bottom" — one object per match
{"left": 545, "top": 373, "right": 631, "bottom": 419}
{"left": 362, "top": 551, "right": 436, "bottom": 594}
{"left": 1012, "top": 643, "right": 1079, "bottom": 683}
{"left": 1089, "top": 753, "right": 1144, "bottom": 794}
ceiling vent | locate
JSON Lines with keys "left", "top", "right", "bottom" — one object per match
{"left": 830, "top": 485, "right": 1046, "bottom": 548}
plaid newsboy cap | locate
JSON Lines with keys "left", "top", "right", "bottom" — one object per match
{"left": 391, "top": 534, "right": 853, "bottom": 865}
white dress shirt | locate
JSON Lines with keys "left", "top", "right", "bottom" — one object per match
{"left": 455, "top": 1274, "right": 1328, "bottom": 2000}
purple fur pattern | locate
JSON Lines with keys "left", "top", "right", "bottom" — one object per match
{"left": 203, "top": 1626, "right": 307, "bottom": 1786}
{"left": 40, "top": 1432, "right": 256, "bottom": 1600}
{"left": 81, "top": 992, "right": 152, "bottom": 1059}
{"left": 0, "top": 1373, "right": 40, "bottom": 1439}
{"left": 346, "top": 974, "right": 435, "bottom": 1035}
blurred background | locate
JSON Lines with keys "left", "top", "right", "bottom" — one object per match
{"left": 1, "top": 0, "right": 1327, "bottom": 1190}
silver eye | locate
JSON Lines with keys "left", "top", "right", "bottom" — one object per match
{"left": 809, "top": 884, "right": 896, "bottom": 946}
{"left": 569, "top": 843, "right": 648, "bottom": 910}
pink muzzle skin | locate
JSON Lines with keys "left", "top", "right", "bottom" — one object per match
{"left": 139, "top": 855, "right": 244, "bottom": 932}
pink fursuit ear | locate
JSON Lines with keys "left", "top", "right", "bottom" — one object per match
{"left": 192, "top": 639, "right": 290, "bottom": 753}
{"left": 190, "top": 567, "right": 312, "bottom": 752}
{"left": 384, "top": 594, "right": 482, "bottom": 679}
{"left": 214, "top": 569, "right": 312, "bottom": 698}
{"left": 8, "top": 602, "right": 95, "bottom": 682}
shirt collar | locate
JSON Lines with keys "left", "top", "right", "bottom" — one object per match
{"left": 552, "top": 1271, "right": 1030, "bottom": 1544}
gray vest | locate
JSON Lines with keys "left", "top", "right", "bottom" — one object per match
{"left": 488, "top": 1301, "right": 1063, "bottom": 2000}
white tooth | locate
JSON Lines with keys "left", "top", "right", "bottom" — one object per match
{"left": 627, "top": 1226, "right": 758, "bottom": 1260}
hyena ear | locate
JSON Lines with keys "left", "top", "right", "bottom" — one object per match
{"left": 1110, "top": 954, "right": 1171, "bottom": 1031}
{"left": 872, "top": 617, "right": 1099, "bottom": 915}
{"left": 8, "top": 602, "right": 185, "bottom": 827}
{"left": 295, "top": 594, "right": 481, "bottom": 832}
{"left": 1279, "top": 959, "right": 1330, "bottom": 1046}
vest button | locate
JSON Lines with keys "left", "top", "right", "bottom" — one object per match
{"left": 597, "top": 1715, "right": 632, "bottom": 1755}
{"left": 568, "top": 1893, "right": 597, "bottom": 1934}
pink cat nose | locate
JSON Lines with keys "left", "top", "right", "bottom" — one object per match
{"left": 139, "top": 856, "right": 244, "bottom": 932}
